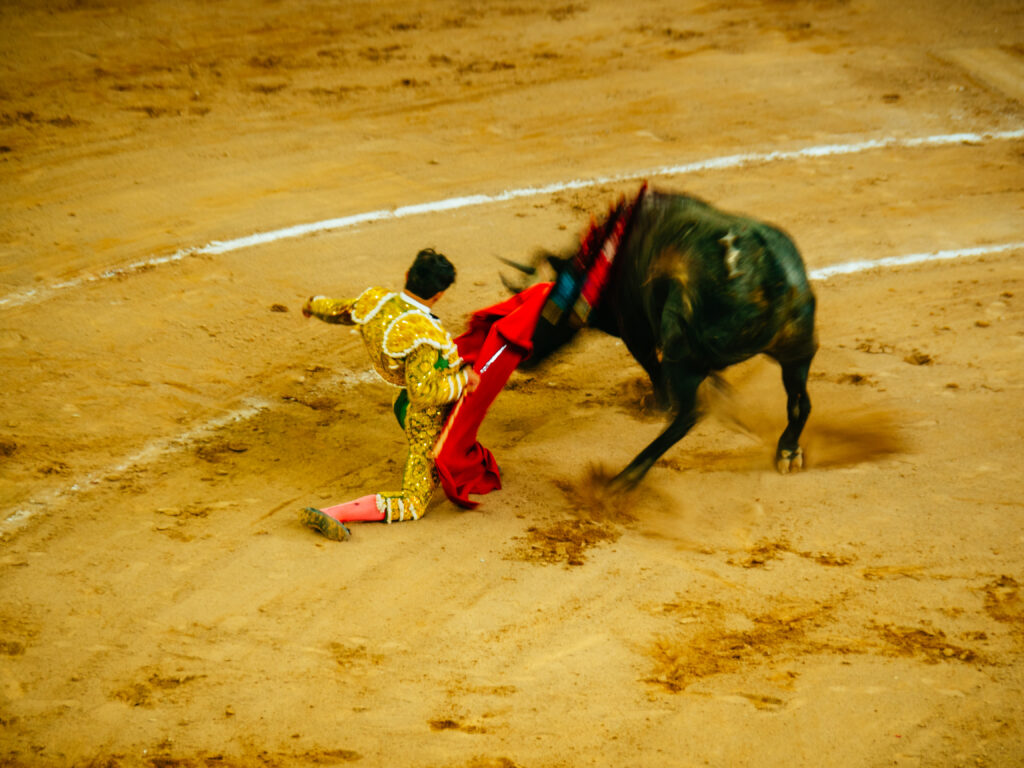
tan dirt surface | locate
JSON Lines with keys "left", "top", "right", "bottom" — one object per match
{"left": 1, "top": 1, "right": 1023, "bottom": 766}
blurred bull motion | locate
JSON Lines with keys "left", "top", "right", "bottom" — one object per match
{"left": 503, "top": 185, "right": 818, "bottom": 490}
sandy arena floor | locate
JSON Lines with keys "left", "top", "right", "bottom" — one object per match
{"left": 1, "top": 1, "right": 1023, "bottom": 766}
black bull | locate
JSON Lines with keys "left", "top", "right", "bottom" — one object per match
{"left": 504, "top": 188, "right": 818, "bottom": 489}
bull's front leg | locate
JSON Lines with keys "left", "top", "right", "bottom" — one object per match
{"left": 776, "top": 356, "right": 813, "bottom": 473}
{"left": 610, "top": 368, "right": 704, "bottom": 490}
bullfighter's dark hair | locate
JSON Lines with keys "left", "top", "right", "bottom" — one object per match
{"left": 405, "top": 248, "right": 456, "bottom": 299}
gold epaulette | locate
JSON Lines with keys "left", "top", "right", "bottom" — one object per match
{"left": 383, "top": 310, "right": 456, "bottom": 359}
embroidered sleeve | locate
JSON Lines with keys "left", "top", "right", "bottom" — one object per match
{"left": 404, "top": 345, "right": 469, "bottom": 407}
{"left": 304, "top": 295, "right": 357, "bottom": 325}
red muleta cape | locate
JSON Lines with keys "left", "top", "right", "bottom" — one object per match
{"left": 433, "top": 282, "right": 552, "bottom": 508}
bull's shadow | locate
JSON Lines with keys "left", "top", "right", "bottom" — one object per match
{"left": 693, "top": 362, "right": 906, "bottom": 471}
{"left": 504, "top": 353, "right": 904, "bottom": 487}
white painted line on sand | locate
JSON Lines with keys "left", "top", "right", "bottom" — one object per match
{"left": 3, "top": 126, "right": 1024, "bottom": 537}
{"left": 0, "top": 366, "right": 398, "bottom": 537}
{"left": 2, "top": 127, "right": 1022, "bottom": 311}
{"left": 810, "top": 241, "right": 1024, "bottom": 280}
{"left": 0, "top": 398, "right": 272, "bottom": 538}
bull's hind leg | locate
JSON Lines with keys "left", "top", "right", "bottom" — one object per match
{"left": 775, "top": 356, "right": 813, "bottom": 473}
{"left": 611, "top": 368, "right": 705, "bottom": 490}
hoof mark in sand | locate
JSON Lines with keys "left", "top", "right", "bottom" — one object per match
{"left": 726, "top": 539, "right": 856, "bottom": 569}
{"left": 983, "top": 576, "right": 1024, "bottom": 636}
{"left": 110, "top": 671, "right": 204, "bottom": 708}
{"left": 428, "top": 717, "right": 486, "bottom": 734}
{"left": 871, "top": 623, "right": 982, "bottom": 664}
{"left": 507, "top": 519, "right": 618, "bottom": 567}
{"left": 646, "top": 595, "right": 989, "bottom": 694}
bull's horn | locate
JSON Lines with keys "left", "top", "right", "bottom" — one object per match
{"left": 500, "top": 272, "right": 528, "bottom": 294}
{"left": 497, "top": 256, "right": 537, "bottom": 276}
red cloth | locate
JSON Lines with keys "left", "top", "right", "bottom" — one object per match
{"left": 434, "top": 283, "right": 552, "bottom": 508}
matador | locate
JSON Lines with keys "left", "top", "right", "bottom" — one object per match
{"left": 299, "top": 248, "right": 479, "bottom": 541}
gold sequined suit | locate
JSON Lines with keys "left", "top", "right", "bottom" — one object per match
{"left": 305, "top": 288, "right": 470, "bottom": 522}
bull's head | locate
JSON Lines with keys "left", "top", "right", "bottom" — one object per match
{"left": 497, "top": 249, "right": 590, "bottom": 369}
{"left": 498, "top": 187, "right": 644, "bottom": 368}
{"left": 497, "top": 251, "right": 573, "bottom": 295}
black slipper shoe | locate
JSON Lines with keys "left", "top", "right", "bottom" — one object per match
{"left": 299, "top": 507, "right": 352, "bottom": 541}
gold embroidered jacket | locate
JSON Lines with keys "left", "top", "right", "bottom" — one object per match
{"left": 305, "top": 288, "right": 470, "bottom": 407}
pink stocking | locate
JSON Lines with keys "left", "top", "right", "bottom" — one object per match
{"left": 320, "top": 495, "right": 385, "bottom": 523}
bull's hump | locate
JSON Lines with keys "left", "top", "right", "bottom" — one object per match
{"left": 719, "top": 230, "right": 744, "bottom": 278}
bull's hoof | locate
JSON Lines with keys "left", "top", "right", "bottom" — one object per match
{"left": 776, "top": 447, "right": 804, "bottom": 475}
{"left": 607, "top": 470, "right": 640, "bottom": 494}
